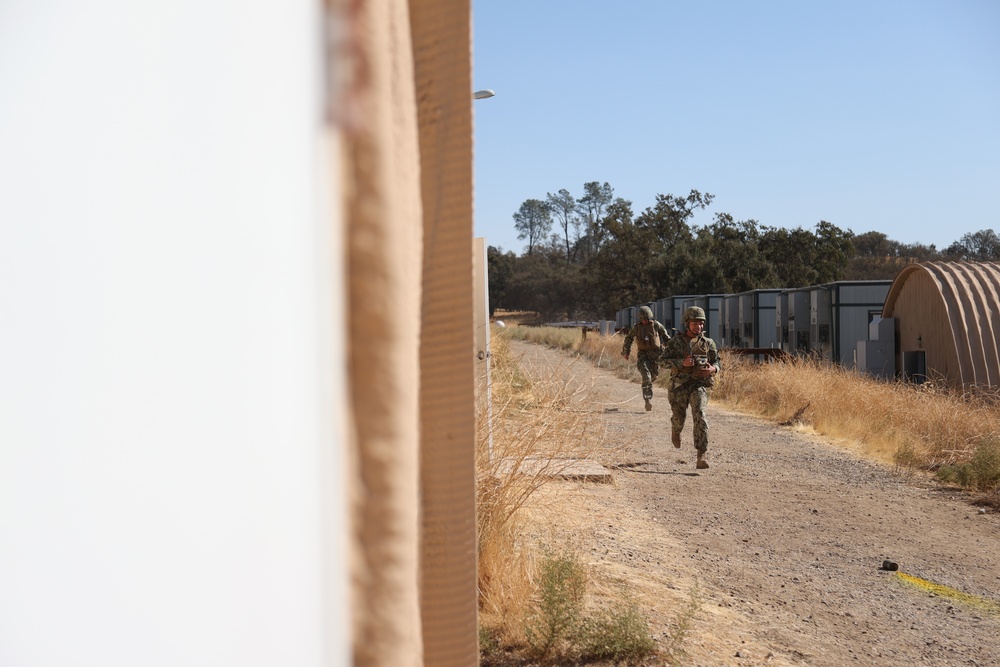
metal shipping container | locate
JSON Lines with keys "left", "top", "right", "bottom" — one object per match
{"left": 736, "top": 289, "right": 783, "bottom": 349}
{"left": 829, "top": 281, "right": 892, "bottom": 366}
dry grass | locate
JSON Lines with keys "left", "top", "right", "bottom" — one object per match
{"left": 713, "top": 353, "right": 1000, "bottom": 476}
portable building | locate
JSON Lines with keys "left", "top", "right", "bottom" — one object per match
{"left": 786, "top": 289, "right": 812, "bottom": 353}
{"left": 791, "top": 281, "right": 892, "bottom": 364}
{"left": 828, "top": 281, "right": 892, "bottom": 366}
{"left": 655, "top": 297, "right": 673, "bottom": 328}
{"left": 881, "top": 261, "right": 1000, "bottom": 389}
{"left": 735, "top": 289, "right": 783, "bottom": 349}
{"left": 722, "top": 294, "right": 741, "bottom": 347}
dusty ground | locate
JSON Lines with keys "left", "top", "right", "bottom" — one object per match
{"left": 512, "top": 340, "right": 1000, "bottom": 667}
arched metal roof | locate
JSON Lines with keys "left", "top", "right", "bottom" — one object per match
{"left": 883, "top": 261, "right": 1000, "bottom": 388}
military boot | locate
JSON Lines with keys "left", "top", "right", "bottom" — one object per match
{"left": 696, "top": 452, "right": 709, "bottom": 469}
{"left": 644, "top": 399, "right": 652, "bottom": 412}
{"left": 671, "top": 431, "right": 681, "bottom": 448}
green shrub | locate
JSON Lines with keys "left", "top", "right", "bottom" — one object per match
{"left": 524, "top": 549, "right": 587, "bottom": 661}
{"left": 578, "top": 594, "right": 656, "bottom": 663}
{"left": 936, "top": 438, "right": 1000, "bottom": 491}
{"left": 523, "top": 549, "right": 658, "bottom": 664}
{"left": 964, "top": 438, "right": 1000, "bottom": 490}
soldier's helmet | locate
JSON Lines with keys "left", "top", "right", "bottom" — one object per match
{"left": 638, "top": 306, "right": 654, "bottom": 321}
{"left": 683, "top": 306, "right": 706, "bottom": 322}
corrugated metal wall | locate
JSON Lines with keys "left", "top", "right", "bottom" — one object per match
{"left": 883, "top": 261, "right": 1000, "bottom": 389}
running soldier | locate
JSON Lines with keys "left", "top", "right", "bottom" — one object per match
{"left": 660, "top": 306, "right": 720, "bottom": 469}
{"left": 621, "top": 305, "right": 671, "bottom": 411}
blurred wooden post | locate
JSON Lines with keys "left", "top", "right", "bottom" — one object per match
{"left": 413, "top": 0, "right": 479, "bottom": 661}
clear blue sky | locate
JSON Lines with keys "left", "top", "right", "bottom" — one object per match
{"left": 472, "top": 1, "right": 1000, "bottom": 256}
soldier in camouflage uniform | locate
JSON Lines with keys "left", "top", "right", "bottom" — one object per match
{"left": 621, "top": 305, "right": 671, "bottom": 412}
{"left": 660, "top": 306, "right": 720, "bottom": 469}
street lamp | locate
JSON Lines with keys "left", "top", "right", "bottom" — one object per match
{"left": 473, "top": 89, "right": 495, "bottom": 100}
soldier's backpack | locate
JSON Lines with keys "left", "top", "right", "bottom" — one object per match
{"left": 634, "top": 321, "right": 661, "bottom": 352}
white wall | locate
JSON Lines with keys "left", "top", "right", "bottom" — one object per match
{"left": 0, "top": 2, "right": 348, "bottom": 665}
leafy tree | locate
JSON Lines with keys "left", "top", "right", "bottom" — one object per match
{"left": 845, "top": 231, "right": 906, "bottom": 279}
{"left": 502, "top": 250, "right": 591, "bottom": 321}
{"left": 629, "top": 190, "right": 712, "bottom": 296}
{"left": 691, "top": 215, "right": 778, "bottom": 293}
{"left": 853, "top": 231, "right": 901, "bottom": 258}
{"left": 586, "top": 198, "right": 649, "bottom": 309}
{"left": 759, "top": 221, "right": 854, "bottom": 287}
{"left": 546, "top": 188, "right": 579, "bottom": 263}
{"left": 944, "top": 229, "right": 1000, "bottom": 261}
{"left": 897, "top": 241, "right": 940, "bottom": 263}
{"left": 760, "top": 226, "right": 821, "bottom": 287}
{"left": 812, "top": 220, "right": 855, "bottom": 283}
{"left": 576, "top": 181, "right": 614, "bottom": 260}
{"left": 586, "top": 190, "right": 713, "bottom": 313}
{"left": 636, "top": 191, "right": 711, "bottom": 248}
{"left": 513, "top": 199, "right": 553, "bottom": 256}
{"left": 502, "top": 182, "right": 968, "bottom": 320}
{"left": 486, "top": 245, "right": 517, "bottom": 316}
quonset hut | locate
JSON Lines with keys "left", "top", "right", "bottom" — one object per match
{"left": 881, "top": 261, "right": 1000, "bottom": 389}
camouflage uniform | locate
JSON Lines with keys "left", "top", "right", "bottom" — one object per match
{"left": 660, "top": 317, "right": 720, "bottom": 456}
{"left": 621, "top": 307, "right": 670, "bottom": 407}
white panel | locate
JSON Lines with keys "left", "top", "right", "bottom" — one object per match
{"left": 0, "top": 2, "right": 348, "bottom": 666}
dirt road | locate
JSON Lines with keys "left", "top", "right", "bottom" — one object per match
{"left": 512, "top": 340, "right": 1000, "bottom": 667}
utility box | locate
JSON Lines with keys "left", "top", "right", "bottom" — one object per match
{"left": 857, "top": 317, "right": 896, "bottom": 379}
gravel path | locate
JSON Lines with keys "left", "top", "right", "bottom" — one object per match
{"left": 512, "top": 340, "right": 1000, "bottom": 667}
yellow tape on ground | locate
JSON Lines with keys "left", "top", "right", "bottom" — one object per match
{"left": 896, "top": 571, "right": 1000, "bottom": 617}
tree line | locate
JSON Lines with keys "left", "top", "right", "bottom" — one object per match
{"left": 488, "top": 182, "right": 1000, "bottom": 320}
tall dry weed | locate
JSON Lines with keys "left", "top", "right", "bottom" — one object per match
{"left": 476, "top": 326, "right": 612, "bottom": 645}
